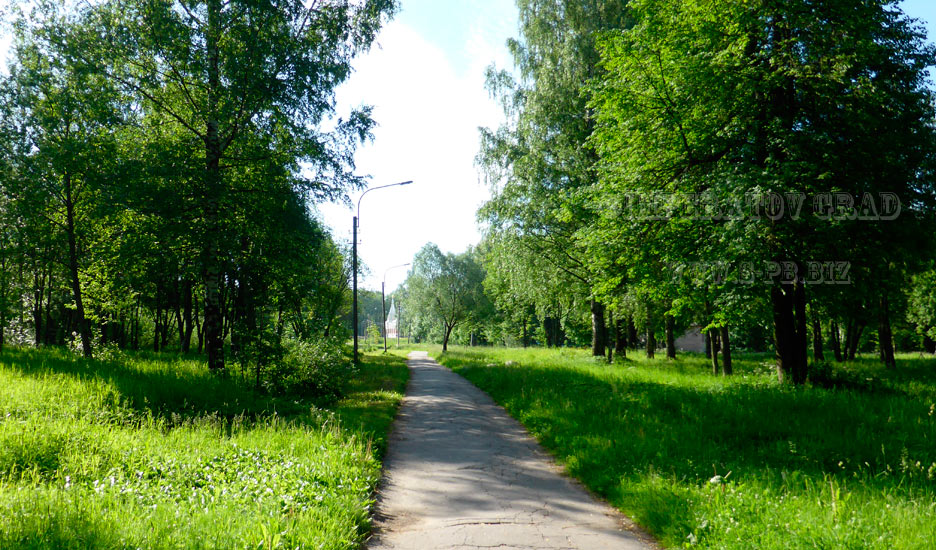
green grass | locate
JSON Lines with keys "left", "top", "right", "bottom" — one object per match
{"left": 432, "top": 347, "right": 936, "bottom": 550}
{"left": 0, "top": 347, "right": 408, "bottom": 550}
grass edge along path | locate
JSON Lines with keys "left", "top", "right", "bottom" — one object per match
{"left": 0, "top": 347, "right": 408, "bottom": 550}
{"left": 431, "top": 347, "right": 936, "bottom": 550}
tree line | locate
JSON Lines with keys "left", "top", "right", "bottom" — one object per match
{"left": 401, "top": 0, "right": 936, "bottom": 384}
{"left": 0, "top": 0, "right": 397, "bottom": 383}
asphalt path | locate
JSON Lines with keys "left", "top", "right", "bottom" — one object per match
{"left": 367, "top": 351, "right": 655, "bottom": 550}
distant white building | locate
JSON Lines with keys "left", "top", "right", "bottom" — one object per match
{"left": 386, "top": 299, "right": 399, "bottom": 339}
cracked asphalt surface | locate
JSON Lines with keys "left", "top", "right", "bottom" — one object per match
{"left": 367, "top": 352, "right": 655, "bottom": 550}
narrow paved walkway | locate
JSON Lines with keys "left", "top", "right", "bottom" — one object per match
{"left": 368, "top": 352, "right": 655, "bottom": 550}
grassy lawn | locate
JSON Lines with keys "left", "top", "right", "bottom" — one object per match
{"left": 432, "top": 347, "right": 936, "bottom": 550}
{"left": 0, "top": 347, "right": 408, "bottom": 550}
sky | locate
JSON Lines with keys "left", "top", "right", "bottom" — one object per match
{"left": 2, "top": 1, "right": 936, "bottom": 293}
{"left": 317, "top": 0, "right": 519, "bottom": 292}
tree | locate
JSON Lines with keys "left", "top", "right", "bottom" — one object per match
{"left": 590, "top": 0, "right": 936, "bottom": 382}
{"left": 404, "top": 244, "right": 487, "bottom": 352}
{"left": 1, "top": 7, "right": 125, "bottom": 357}
{"left": 72, "top": 0, "right": 396, "bottom": 370}
{"left": 478, "top": 0, "right": 631, "bottom": 358}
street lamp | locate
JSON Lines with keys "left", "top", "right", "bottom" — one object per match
{"left": 353, "top": 181, "right": 413, "bottom": 364}
{"left": 383, "top": 263, "right": 410, "bottom": 353}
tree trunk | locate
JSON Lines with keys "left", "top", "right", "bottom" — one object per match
{"left": 521, "top": 317, "right": 528, "bottom": 348}
{"left": 830, "top": 320, "right": 843, "bottom": 362}
{"left": 879, "top": 295, "right": 896, "bottom": 369}
{"left": 720, "top": 325, "right": 732, "bottom": 376}
{"left": 762, "top": 18, "right": 808, "bottom": 383}
{"left": 772, "top": 284, "right": 804, "bottom": 384}
{"left": 615, "top": 317, "right": 626, "bottom": 359}
{"left": 161, "top": 308, "right": 170, "bottom": 349}
{"left": 231, "top": 272, "right": 247, "bottom": 366}
{"left": 844, "top": 320, "right": 855, "bottom": 360}
{"left": 181, "top": 280, "right": 193, "bottom": 353}
{"left": 195, "top": 301, "right": 204, "bottom": 354}
{"left": 793, "top": 280, "right": 809, "bottom": 379}
{"left": 709, "top": 328, "right": 720, "bottom": 375}
{"left": 174, "top": 286, "right": 185, "bottom": 351}
{"left": 591, "top": 300, "right": 606, "bottom": 357}
{"left": 543, "top": 317, "right": 556, "bottom": 348}
{"left": 442, "top": 323, "right": 454, "bottom": 352}
{"left": 118, "top": 312, "right": 127, "bottom": 349}
{"left": 645, "top": 311, "right": 655, "bottom": 360}
{"left": 665, "top": 314, "right": 676, "bottom": 359}
{"left": 153, "top": 284, "right": 162, "bottom": 352}
{"left": 132, "top": 298, "right": 141, "bottom": 350}
{"left": 276, "top": 302, "right": 284, "bottom": 340}
{"left": 32, "top": 269, "right": 44, "bottom": 348}
{"left": 203, "top": 0, "right": 225, "bottom": 371}
{"left": 605, "top": 311, "right": 613, "bottom": 363}
{"left": 812, "top": 314, "right": 825, "bottom": 362}
{"left": 323, "top": 317, "right": 333, "bottom": 339}
{"left": 627, "top": 317, "right": 638, "bottom": 350}
{"left": 847, "top": 322, "right": 864, "bottom": 361}
{"left": 43, "top": 273, "right": 55, "bottom": 346}
{"left": 64, "top": 171, "right": 92, "bottom": 358}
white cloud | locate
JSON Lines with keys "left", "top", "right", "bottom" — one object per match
{"left": 319, "top": 19, "right": 510, "bottom": 291}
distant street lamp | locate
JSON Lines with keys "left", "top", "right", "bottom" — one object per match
{"left": 382, "top": 263, "right": 410, "bottom": 353}
{"left": 353, "top": 181, "right": 413, "bottom": 364}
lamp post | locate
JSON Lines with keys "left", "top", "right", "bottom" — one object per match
{"left": 382, "top": 263, "right": 410, "bottom": 353}
{"left": 353, "top": 181, "right": 413, "bottom": 364}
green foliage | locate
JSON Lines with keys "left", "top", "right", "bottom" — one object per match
{"left": 366, "top": 323, "right": 381, "bottom": 343}
{"left": 0, "top": 346, "right": 407, "bottom": 549}
{"left": 264, "top": 339, "right": 353, "bottom": 403}
{"left": 435, "top": 347, "right": 936, "bottom": 549}
{"left": 477, "top": 0, "right": 631, "bottom": 350}
{"left": 0, "top": 0, "right": 395, "bottom": 369}
{"left": 586, "top": 0, "right": 936, "bottom": 376}
{"left": 403, "top": 244, "right": 488, "bottom": 350}
{"left": 908, "top": 270, "right": 936, "bottom": 341}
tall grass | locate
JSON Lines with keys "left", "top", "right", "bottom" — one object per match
{"left": 0, "top": 347, "right": 408, "bottom": 550}
{"left": 434, "top": 348, "right": 936, "bottom": 549}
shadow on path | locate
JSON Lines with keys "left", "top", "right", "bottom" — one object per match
{"left": 368, "top": 352, "right": 655, "bottom": 550}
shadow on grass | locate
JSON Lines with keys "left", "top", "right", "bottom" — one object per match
{"left": 1, "top": 346, "right": 407, "bottom": 435}
{"left": 442, "top": 351, "right": 936, "bottom": 543}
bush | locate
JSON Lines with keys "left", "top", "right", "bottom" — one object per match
{"left": 265, "top": 339, "right": 354, "bottom": 402}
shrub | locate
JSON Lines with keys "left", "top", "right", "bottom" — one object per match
{"left": 265, "top": 339, "right": 354, "bottom": 402}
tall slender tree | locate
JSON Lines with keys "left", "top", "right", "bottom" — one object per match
{"left": 478, "top": 0, "right": 631, "bottom": 357}
{"left": 1, "top": 8, "right": 125, "bottom": 357}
